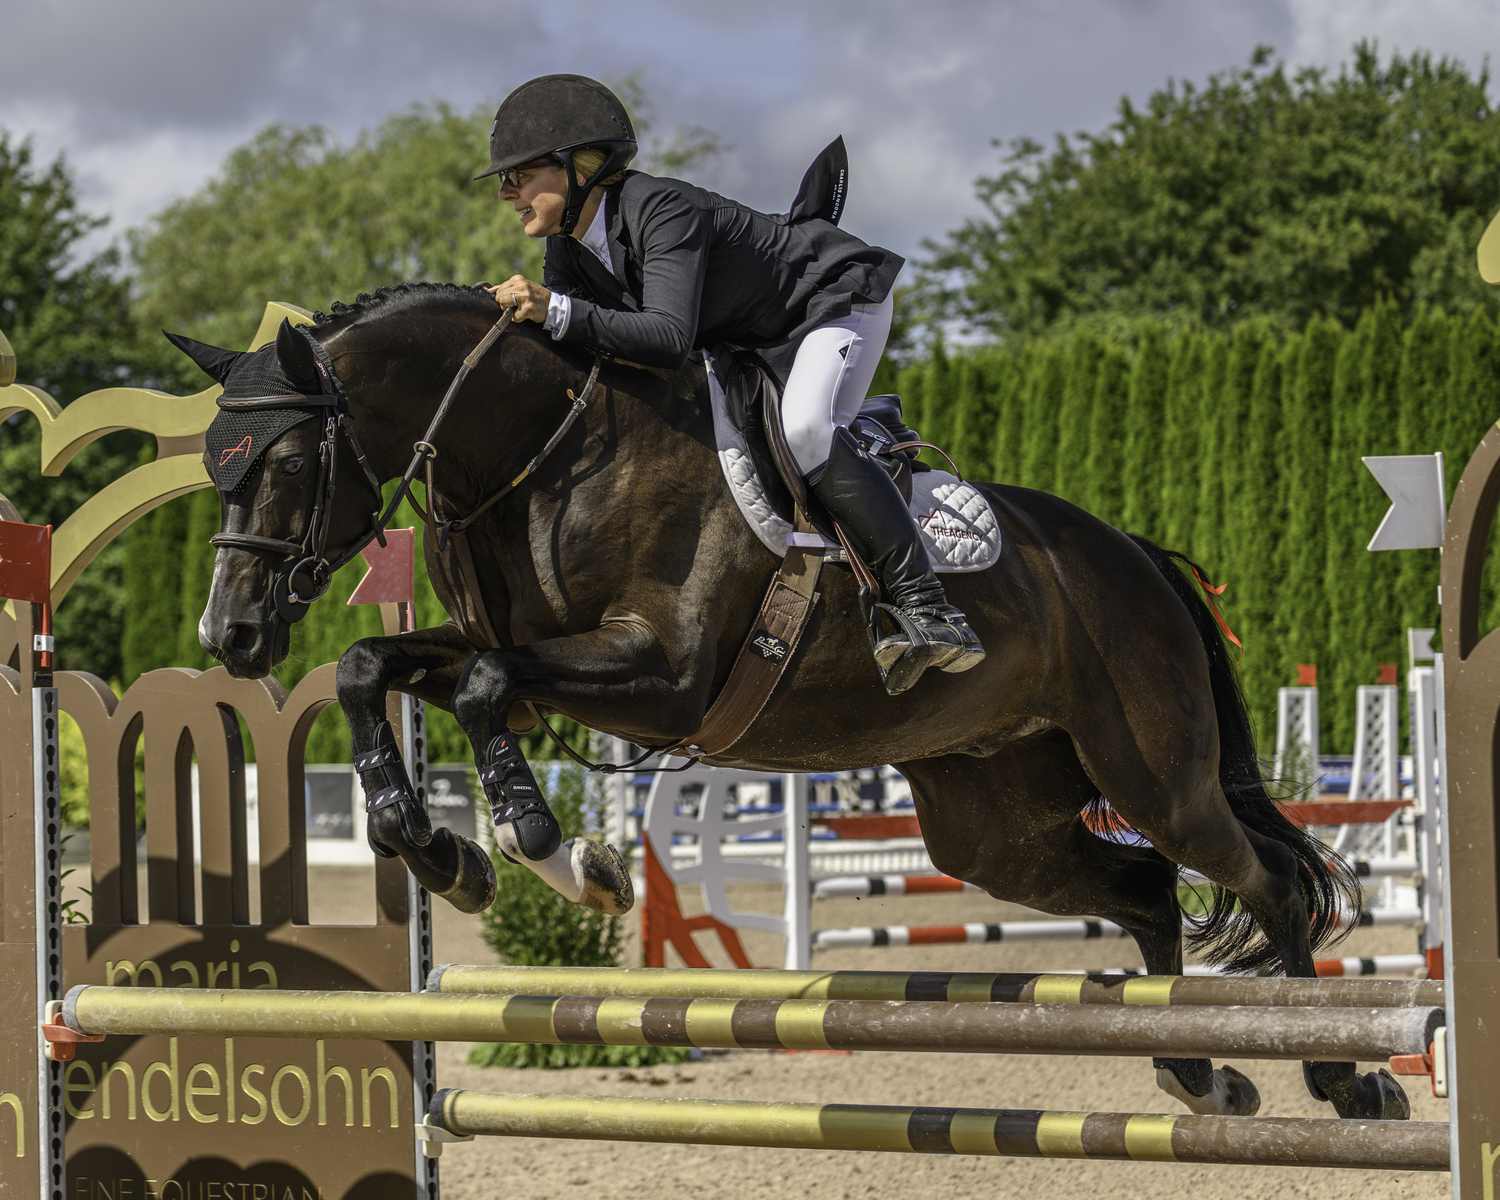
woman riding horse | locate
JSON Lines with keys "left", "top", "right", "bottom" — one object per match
{"left": 479, "top": 74, "right": 985, "bottom": 699}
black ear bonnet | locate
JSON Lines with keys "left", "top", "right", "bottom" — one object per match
{"left": 205, "top": 395, "right": 322, "bottom": 493}
{"left": 170, "top": 321, "right": 339, "bottom": 493}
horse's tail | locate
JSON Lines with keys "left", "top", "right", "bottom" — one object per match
{"left": 1127, "top": 534, "right": 1363, "bottom": 973}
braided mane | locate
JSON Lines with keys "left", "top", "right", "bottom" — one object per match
{"left": 312, "top": 281, "right": 496, "bottom": 328}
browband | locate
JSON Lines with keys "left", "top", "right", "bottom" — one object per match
{"left": 216, "top": 393, "right": 344, "bottom": 411}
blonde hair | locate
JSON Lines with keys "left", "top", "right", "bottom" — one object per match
{"left": 571, "top": 147, "right": 629, "bottom": 186}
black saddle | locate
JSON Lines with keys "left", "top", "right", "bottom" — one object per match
{"left": 715, "top": 349, "right": 922, "bottom": 537}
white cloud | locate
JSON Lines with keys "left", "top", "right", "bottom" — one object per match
{"left": 1287, "top": 0, "right": 1500, "bottom": 71}
{"left": 2, "top": 0, "right": 1495, "bottom": 271}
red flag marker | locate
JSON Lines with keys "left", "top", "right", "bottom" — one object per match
{"left": 0, "top": 520, "right": 54, "bottom": 673}
{"left": 1376, "top": 662, "right": 1398, "bottom": 686}
{"left": 0, "top": 520, "right": 51, "bottom": 604}
{"left": 349, "top": 528, "right": 415, "bottom": 630}
{"left": 1295, "top": 663, "right": 1318, "bottom": 687}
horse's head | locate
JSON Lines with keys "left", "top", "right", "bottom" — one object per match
{"left": 173, "top": 318, "right": 381, "bottom": 679}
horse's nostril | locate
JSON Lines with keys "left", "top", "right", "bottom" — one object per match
{"left": 226, "top": 623, "right": 262, "bottom": 656}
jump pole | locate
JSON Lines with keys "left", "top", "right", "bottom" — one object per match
{"left": 428, "top": 1090, "right": 1450, "bottom": 1171}
{"left": 428, "top": 963, "right": 1445, "bottom": 1008}
{"left": 813, "top": 860, "right": 1417, "bottom": 900}
{"left": 62, "top": 986, "right": 1444, "bottom": 1062}
{"left": 811, "top": 907, "right": 1422, "bottom": 951}
{"left": 1077, "top": 954, "right": 1429, "bottom": 981}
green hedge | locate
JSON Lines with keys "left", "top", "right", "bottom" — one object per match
{"left": 898, "top": 306, "right": 1500, "bottom": 752}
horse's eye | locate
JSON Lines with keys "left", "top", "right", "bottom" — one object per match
{"left": 282, "top": 458, "right": 304, "bottom": 476}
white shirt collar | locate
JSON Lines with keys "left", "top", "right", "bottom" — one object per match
{"left": 578, "top": 198, "right": 612, "bottom": 273}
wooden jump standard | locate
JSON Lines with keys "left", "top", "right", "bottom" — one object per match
{"left": 62, "top": 986, "right": 1443, "bottom": 1062}
{"left": 428, "top": 1091, "right": 1451, "bottom": 1172}
{"left": 428, "top": 964, "right": 1445, "bottom": 1009}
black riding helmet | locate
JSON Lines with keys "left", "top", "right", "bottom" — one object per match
{"left": 475, "top": 74, "right": 637, "bottom": 237}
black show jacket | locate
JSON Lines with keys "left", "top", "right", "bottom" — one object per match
{"left": 543, "top": 171, "right": 904, "bottom": 369}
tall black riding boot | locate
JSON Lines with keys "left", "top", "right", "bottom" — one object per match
{"left": 478, "top": 731, "right": 562, "bottom": 862}
{"left": 808, "top": 426, "right": 985, "bottom": 695}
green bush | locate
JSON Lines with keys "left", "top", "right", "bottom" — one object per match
{"left": 469, "top": 761, "right": 688, "bottom": 1070}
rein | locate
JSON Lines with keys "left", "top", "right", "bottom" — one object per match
{"left": 210, "top": 312, "right": 690, "bottom": 776}
{"left": 210, "top": 309, "right": 601, "bottom": 625}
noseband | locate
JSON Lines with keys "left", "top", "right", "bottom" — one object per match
{"left": 210, "top": 311, "right": 602, "bottom": 624}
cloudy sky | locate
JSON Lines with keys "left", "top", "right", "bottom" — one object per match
{"left": 4, "top": 0, "right": 1498, "bottom": 271}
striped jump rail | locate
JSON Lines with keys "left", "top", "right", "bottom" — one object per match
{"left": 1081, "top": 955, "right": 1430, "bottom": 980}
{"left": 813, "top": 860, "right": 1418, "bottom": 900}
{"left": 61, "top": 986, "right": 1444, "bottom": 1061}
{"left": 812, "top": 907, "right": 1423, "bottom": 951}
{"left": 428, "top": 964, "right": 1443, "bottom": 1008}
{"left": 428, "top": 1090, "right": 1449, "bottom": 1171}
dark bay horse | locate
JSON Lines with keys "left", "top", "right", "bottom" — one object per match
{"left": 185, "top": 283, "right": 1401, "bottom": 1122}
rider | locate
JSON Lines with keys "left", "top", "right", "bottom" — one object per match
{"left": 480, "top": 74, "right": 985, "bottom": 698}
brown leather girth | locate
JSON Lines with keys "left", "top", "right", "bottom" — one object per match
{"left": 449, "top": 527, "right": 503, "bottom": 651}
{"left": 678, "top": 518, "right": 825, "bottom": 757}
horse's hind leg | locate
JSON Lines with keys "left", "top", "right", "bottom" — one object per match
{"left": 899, "top": 736, "right": 1257, "bottom": 1118}
{"left": 449, "top": 637, "right": 655, "bottom": 917}
{"left": 1072, "top": 725, "right": 1408, "bottom": 1120}
{"left": 337, "top": 623, "right": 497, "bottom": 914}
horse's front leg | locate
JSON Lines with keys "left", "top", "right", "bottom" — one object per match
{"left": 452, "top": 626, "right": 696, "bottom": 917}
{"left": 336, "top": 621, "right": 498, "bottom": 913}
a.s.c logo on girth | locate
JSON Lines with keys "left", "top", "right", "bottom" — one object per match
{"left": 219, "top": 435, "right": 253, "bottom": 466}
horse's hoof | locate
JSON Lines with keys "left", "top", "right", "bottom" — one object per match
{"left": 425, "top": 830, "right": 497, "bottom": 915}
{"left": 576, "top": 840, "right": 635, "bottom": 916}
{"left": 1307, "top": 1061, "right": 1411, "bottom": 1120}
{"left": 1156, "top": 1065, "right": 1261, "bottom": 1116}
{"left": 1364, "top": 1069, "right": 1412, "bottom": 1120}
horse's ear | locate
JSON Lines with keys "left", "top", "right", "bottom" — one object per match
{"left": 275, "top": 318, "right": 320, "bottom": 389}
{"left": 163, "top": 330, "right": 243, "bottom": 385}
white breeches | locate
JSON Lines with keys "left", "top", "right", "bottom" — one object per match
{"left": 780, "top": 290, "right": 894, "bottom": 477}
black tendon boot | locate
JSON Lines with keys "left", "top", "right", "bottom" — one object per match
{"left": 356, "top": 720, "right": 432, "bottom": 858}
{"left": 808, "top": 426, "right": 986, "bottom": 695}
{"left": 478, "top": 732, "right": 563, "bottom": 862}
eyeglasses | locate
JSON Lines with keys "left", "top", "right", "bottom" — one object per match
{"left": 497, "top": 160, "right": 562, "bottom": 189}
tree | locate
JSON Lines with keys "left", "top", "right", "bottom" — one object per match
{"left": 1121, "top": 322, "right": 1169, "bottom": 540}
{"left": 1190, "top": 336, "right": 1230, "bottom": 570}
{"left": 1084, "top": 345, "right": 1131, "bottom": 523}
{"left": 1159, "top": 331, "right": 1207, "bottom": 552}
{"left": 1232, "top": 327, "right": 1288, "bottom": 730}
{"left": 1326, "top": 307, "right": 1380, "bottom": 750}
{"left": 1393, "top": 310, "right": 1452, "bottom": 644}
{"left": 0, "top": 131, "right": 153, "bottom": 682}
{"left": 1018, "top": 342, "right": 1065, "bottom": 492}
{"left": 130, "top": 105, "right": 544, "bottom": 385}
{"left": 1278, "top": 315, "right": 1343, "bottom": 740}
{"left": 1053, "top": 333, "right": 1102, "bottom": 505}
{"left": 924, "top": 43, "right": 1500, "bottom": 339}
{"left": 982, "top": 350, "right": 1024, "bottom": 486}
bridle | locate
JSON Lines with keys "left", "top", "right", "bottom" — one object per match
{"left": 208, "top": 311, "right": 706, "bottom": 777}
{"left": 209, "top": 309, "right": 600, "bottom": 625}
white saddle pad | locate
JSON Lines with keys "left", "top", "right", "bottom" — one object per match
{"left": 705, "top": 361, "right": 1001, "bottom": 573}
